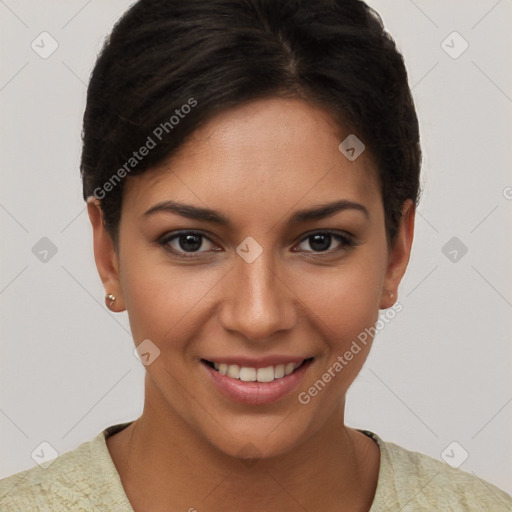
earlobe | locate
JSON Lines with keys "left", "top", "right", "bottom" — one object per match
{"left": 379, "top": 199, "right": 415, "bottom": 309}
{"left": 86, "top": 197, "right": 126, "bottom": 312}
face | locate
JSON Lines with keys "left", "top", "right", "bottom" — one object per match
{"left": 89, "top": 97, "right": 414, "bottom": 458}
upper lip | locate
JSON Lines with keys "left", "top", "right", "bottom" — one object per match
{"left": 201, "top": 355, "right": 313, "bottom": 369}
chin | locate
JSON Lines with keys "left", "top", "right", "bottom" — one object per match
{"left": 191, "top": 404, "right": 325, "bottom": 463}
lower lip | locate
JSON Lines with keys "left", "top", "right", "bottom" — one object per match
{"left": 202, "top": 360, "right": 312, "bottom": 405}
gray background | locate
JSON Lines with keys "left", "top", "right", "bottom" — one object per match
{"left": 1, "top": 0, "right": 511, "bottom": 497}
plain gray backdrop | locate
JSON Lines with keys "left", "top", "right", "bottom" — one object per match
{"left": 1, "top": 0, "right": 511, "bottom": 497}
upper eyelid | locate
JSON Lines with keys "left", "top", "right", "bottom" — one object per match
{"left": 159, "top": 229, "right": 217, "bottom": 245}
{"left": 159, "top": 229, "right": 353, "bottom": 252}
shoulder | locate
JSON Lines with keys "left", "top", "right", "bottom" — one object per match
{"left": 0, "top": 437, "right": 95, "bottom": 511}
{"left": 361, "top": 430, "right": 512, "bottom": 512}
{"left": 0, "top": 424, "right": 134, "bottom": 512}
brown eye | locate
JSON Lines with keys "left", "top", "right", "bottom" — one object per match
{"left": 295, "top": 231, "right": 354, "bottom": 254}
{"left": 159, "top": 231, "right": 218, "bottom": 256}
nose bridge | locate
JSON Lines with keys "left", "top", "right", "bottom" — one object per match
{"left": 219, "top": 243, "right": 295, "bottom": 340}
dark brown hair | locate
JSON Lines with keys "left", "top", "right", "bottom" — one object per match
{"left": 81, "top": 0, "right": 421, "bottom": 246}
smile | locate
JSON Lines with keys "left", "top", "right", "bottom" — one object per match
{"left": 202, "top": 359, "right": 312, "bottom": 383}
{"left": 201, "top": 357, "right": 314, "bottom": 405}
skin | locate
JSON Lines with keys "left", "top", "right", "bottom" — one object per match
{"left": 87, "top": 97, "right": 415, "bottom": 512}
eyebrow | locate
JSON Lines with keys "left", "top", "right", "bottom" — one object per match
{"left": 143, "top": 199, "right": 369, "bottom": 226}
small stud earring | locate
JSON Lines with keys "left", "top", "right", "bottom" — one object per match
{"left": 106, "top": 294, "right": 116, "bottom": 307}
{"left": 389, "top": 292, "right": 394, "bottom": 299}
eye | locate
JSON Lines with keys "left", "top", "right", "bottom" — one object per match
{"left": 158, "top": 229, "right": 355, "bottom": 258}
{"left": 293, "top": 230, "right": 355, "bottom": 254}
{"left": 158, "top": 231, "right": 219, "bottom": 256}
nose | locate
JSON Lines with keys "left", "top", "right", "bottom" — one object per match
{"left": 218, "top": 248, "right": 297, "bottom": 342}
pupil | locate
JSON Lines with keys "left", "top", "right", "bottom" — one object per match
{"left": 310, "top": 234, "right": 331, "bottom": 252}
{"left": 180, "top": 234, "right": 202, "bottom": 252}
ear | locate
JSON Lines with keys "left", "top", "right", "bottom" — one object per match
{"left": 87, "top": 197, "right": 126, "bottom": 312}
{"left": 379, "top": 199, "right": 415, "bottom": 309}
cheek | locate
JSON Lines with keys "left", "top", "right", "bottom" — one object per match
{"left": 292, "top": 251, "right": 386, "bottom": 388}
{"left": 293, "top": 257, "right": 384, "bottom": 337}
{"left": 291, "top": 264, "right": 382, "bottom": 414}
{"left": 119, "top": 247, "right": 222, "bottom": 349}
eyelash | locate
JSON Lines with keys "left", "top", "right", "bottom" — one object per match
{"left": 157, "top": 230, "right": 356, "bottom": 258}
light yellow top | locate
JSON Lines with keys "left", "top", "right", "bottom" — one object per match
{"left": 0, "top": 422, "right": 510, "bottom": 511}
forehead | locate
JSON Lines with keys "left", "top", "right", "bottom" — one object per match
{"left": 123, "top": 97, "right": 381, "bottom": 222}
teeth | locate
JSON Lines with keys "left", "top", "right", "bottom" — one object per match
{"left": 227, "top": 364, "right": 240, "bottom": 379}
{"left": 285, "top": 363, "right": 296, "bottom": 376}
{"left": 257, "top": 366, "right": 274, "bottom": 383}
{"left": 274, "top": 364, "right": 285, "bottom": 378}
{"left": 210, "top": 360, "right": 305, "bottom": 382}
{"left": 239, "top": 367, "right": 257, "bottom": 382}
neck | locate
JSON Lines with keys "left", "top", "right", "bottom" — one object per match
{"left": 107, "top": 387, "right": 380, "bottom": 512}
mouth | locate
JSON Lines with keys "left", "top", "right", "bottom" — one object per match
{"left": 201, "top": 357, "right": 314, "bottom": 403}
{"left": 201, "top": 358, "right": 314, "bottom": 383}
{"left": 200, "top": 357, "right": 314, "bottom": 405}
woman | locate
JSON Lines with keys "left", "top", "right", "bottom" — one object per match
{"left": 1, "top": 0, "right": 510, "bottom": 510}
